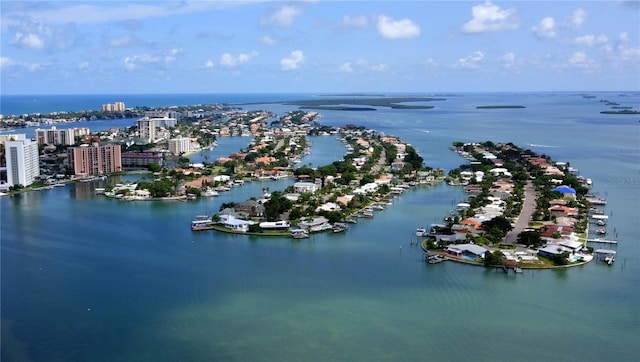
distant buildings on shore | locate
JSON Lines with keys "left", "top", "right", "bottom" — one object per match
{"left": 101, "top": 102, "right": 125, "bottom": 112}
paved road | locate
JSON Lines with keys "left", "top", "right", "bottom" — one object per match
{"left": 503, "top": 180, "right": 536, "bottom": 246}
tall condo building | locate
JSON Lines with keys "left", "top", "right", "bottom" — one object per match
{"left": 136, "top": 117, "right": 156, "bottom": 143}
{"left": 67, "top": 143, "right": 122, "bottom": 177}
{"left": 168, "top": 137, "right": 192, "bottom": 155}
{"left": 35, "top": 126, "right": 76, "bottom": 146}
{"left": 4, "top": 136, "right": 40, "bottom": 187}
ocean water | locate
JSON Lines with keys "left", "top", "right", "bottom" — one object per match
{"left": 1, "top": 92, "right": 639, "bottom": 362}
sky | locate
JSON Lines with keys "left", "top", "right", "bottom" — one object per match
{"left": 1, "top": 0, "right": 639, "bottom": 95}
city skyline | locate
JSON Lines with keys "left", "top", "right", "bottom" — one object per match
{"left": 1, "top": 1, "right": 639, "bottom": 95}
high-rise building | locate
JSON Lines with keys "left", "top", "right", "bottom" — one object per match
{"left": 5, "top": 138, "right": 40, "bottom": 187}
{"left": 67, "top": 143, "right": 122, "bottom": 177}
{"left": 168, "top": 137, "right": 192, "bottom": 155}
{"left": 136, "top": 117, "right": 157, "bottom": 143}
{"left": 35, "top": 126, "right": 76, "bottom": 146}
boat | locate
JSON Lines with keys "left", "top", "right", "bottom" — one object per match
{"left": 259, "top": 220, "right": 291, "bottom": 230}
{"left": 595, "top": 227, "right": 607, "bottom": 235}
{"left": 416, "top": 227, "right": 427, "bottom": 237}
{"left": 426, "top": 254, "right": 446, "bottom": 264}
{"left": 345, "top": 217, "right": 358, "bottom": 224}
{"left": 309, "top": 223, "right": 333, "bottom": 233}
{"left": 361, "top": 211, "right": 374, "bottom": 218}
{"left": 203, "top": 189, "right": 219, "bottom": 197}
{"left": 291, "top": 228, "right": 309, "bottom": 239}
{"left": 332, "top": 223, "right": 348, "bottom": 233}
{"left": 604, "top": 255, "right": 615, "bottom": 265}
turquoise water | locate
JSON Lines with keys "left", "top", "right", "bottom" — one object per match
{"left": 2, "top": 92, "right": 639, "bottom": 361}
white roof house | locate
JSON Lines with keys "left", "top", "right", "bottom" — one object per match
{"left": 446, "top": 244, "right": 488, "bottom": 259}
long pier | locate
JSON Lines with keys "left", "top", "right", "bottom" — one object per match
{"left": 586, "top": 238, "right": 618, "bottom": 244}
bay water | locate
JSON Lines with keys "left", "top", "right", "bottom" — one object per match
{"left": 1, "top": 92, "right": 639, "bottom": 361}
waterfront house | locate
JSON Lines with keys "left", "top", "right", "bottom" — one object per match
{"left": 537, "top": 244, "right": 573, "bottom": 259}
{"left": 218, "top": 214, "right": 254, "bottom": 232}
{"left": 235, "top": 200, "right": 265, "bottom": 218}
{"left": 446, "top": 244, "right": 487, "bottom": 260}
{"left": 293, "top": 182, "right": 318, "bottom": 194}
{"left": 548, "top": 205, "right": 578, "bottom": 217}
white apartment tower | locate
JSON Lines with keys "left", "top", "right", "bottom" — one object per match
{"left": 168, "top": 137, "right": 192, "bottom": 155}
{"left": 35, "top": 126, "right": 76, "bottom": 146}
{"left": 136, "top": 117, "right": 156, "bottom": 143}
{"left": 5, "top": 137, "right": 40, "bottom": 187}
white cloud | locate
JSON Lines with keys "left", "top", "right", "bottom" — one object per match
{"left": 341, "top": 15, "right": 369, "bottom": 28}
{"left": 10, "top": 32, "right": 45, "bottom": 49}
{"left": 204, "top": 59, "right": 215, "bottom": 69}
{"left": 424, "top": 58, "right": 438, "bottom": 67}
{"left": 532, "top": 17, "right": 556, "bottom": 38}
{"left": 339, "top": 62, "right": 354, "bottom": 73}
{"left": 619, "top": 32, "right": 629, "bottom": 42}
{"left": 280, "top": 50, "right": 305, "bottom": 70}
{"left": 339, "top": 59, "right": 388, "bottom": 73}
{"left": 1, "top": 57, "right": 16, "bottom": 69}
{"left": 164, "top": 48, "right": 181, "bottom": 64}
{"left": 501, "top": 52, "right": 516, "bottom": 68}
{"left": 1, "top": 2, "right": 246, "bottom": 26}
{"left": 574, "top": 34, "right": 609, "bottom": 47}
{"left": 260, "top": 5, "right": 300, "bottom": 27}
{"left": 457, "top": 51, "right": 484, "bottom": 69}
{"left": 0, "top": 57, "right": 47, "bottom": 72}
{"left": 219, "top": 51, "right": 258, "bottom": 68}
{"left": 78, "top": 61, "right": 90, "bottom": 71}
{"left": 462, "top": 1, "right": 519, "bottom": 34}
{"left": 569, "top": 8, "right": 587, "bottom": 28}
{"left": 569, "top": 51, "right": 587, "bottom": 65}
{"left": 376, "top": 15, "right": 420, "bottom": 39}
{"left": 123, "top": 54, "right": 162, "bottom": 71}
{"left": 259, "top": 35, "right": 278, "bottom": 45}
{"left": 109, "top": 34, "right": 134, "bottom": 47}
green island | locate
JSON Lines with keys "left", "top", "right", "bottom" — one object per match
{"left": 476, "top": 105, "right": 526, "bottom": 109}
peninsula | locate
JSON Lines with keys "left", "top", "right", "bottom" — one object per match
{"left": 421, "top": 141, "right": 613, "bottom": 269}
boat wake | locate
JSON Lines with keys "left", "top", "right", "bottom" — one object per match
{"left": 526, "top": 143, "right": 556, "bottom": 148}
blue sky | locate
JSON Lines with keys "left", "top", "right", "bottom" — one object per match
{"left": 1, "top": 1, "right": 639, "bottom": 94}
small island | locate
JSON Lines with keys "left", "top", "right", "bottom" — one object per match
{"left": 476, "top": 105, "right": 526, "bottom": 109}
{"left": 600, "top": 109, "right": 640, "bottom": 114}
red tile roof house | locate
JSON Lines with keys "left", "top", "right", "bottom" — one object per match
{"left": 548, "top": 205, "right": 578, "bottom": 217}
{"left": 540, "top": 224, "right": 575, "bottom": 242}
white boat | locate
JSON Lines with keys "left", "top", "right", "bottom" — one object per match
{"left": 203, "top": 189, "right": 219, "bottom": 197}
{"left": 604, "top": 255, "right": 615, "bottom": 265}
{"left": 291, "top": 228, "right": 309, "bottom": 239}
{"left": 416, "top": 227, "right": 427, "bottom": 237}
{"left": 259, "top": 220, "right": 291, "bottom": 230}
{"left": 332, "top": 223, "right": 348, "bottom": 233}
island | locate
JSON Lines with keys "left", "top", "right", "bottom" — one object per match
{"left": 420, "top": 141, "right": 614, "bottom": 270}
{"left": 476, "top": 105, "right": 526, "bottom": 109}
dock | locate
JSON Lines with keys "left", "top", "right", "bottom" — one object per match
{"left": 586, "top": 238, "right": 618, "bottom": 244}
{"left": 425, "top": 253, "right": 446, "bottom": 264}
